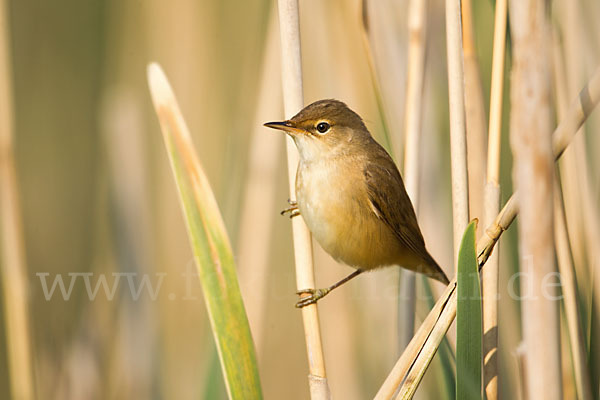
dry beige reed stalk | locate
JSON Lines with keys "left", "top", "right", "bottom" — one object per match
{"left": 461, "top": 0, "right": 487, "bottom": 234}
{"left": 403, "top": 0, "right": 427, "bottom": 231}
{"left": 508, "top": 0, "right": 561, "bottom": 398}
{"left": 482, "top": 0, "right": 507, "bottom": 398}
{"left": 0, "top": 0, "right": 34, "bottom": 398}
{"left": 445, "top": 0, "right": 470, "bottom": 265}
{"left": 275, "top": 0, "right": 330, "bottom": 398}
{"left": 397, "top": 0, "right": 429, "bottom": 353}
{"left": 553, "top": 176, "right": 593, "bottom": 400}
{"left": 486, "top": 0, "right": 508, "bottom": 187}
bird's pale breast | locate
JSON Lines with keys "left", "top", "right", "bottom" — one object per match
{"left": 296, "top": 158, "right": 417, "bottom": 270}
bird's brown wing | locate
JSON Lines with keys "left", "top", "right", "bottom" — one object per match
{"left": 363, "top": 160, "right": 427, "bottom": 258}
{"left": 363, "top": 146, "right": 449, "bottom": 284}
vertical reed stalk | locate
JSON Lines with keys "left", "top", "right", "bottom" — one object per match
{"left": 275, "top": 1, "right": 330, "bottom": 398}
{"left": 0, "top": 1, "right": 34, "bottom": 399}
{"left": 508, "top": 1, "right": 561, "bottom": 399}
{"left": 398, "top": 0, "right": 428, "bottom": 353}
{"left": 461, "top": 0, "right": 487, "bottom": 231}
{"left": 482, "top": 0, "right": 507, "bottom": 398}
{"left": 445, "top": 0, "right": 470, "bottom": 264}
{"left": 553, "top": 176, "right": 593, "bottom": 400}
{"left": 486, "top": 0, "right": 507, "bottom": 189}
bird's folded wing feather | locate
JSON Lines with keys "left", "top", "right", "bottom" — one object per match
{"left": 363, "top": 158, "right": 430, "bottom": 261}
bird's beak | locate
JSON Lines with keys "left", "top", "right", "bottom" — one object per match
{"left": 263, "top": 120, "right": 306, "bottom": 136}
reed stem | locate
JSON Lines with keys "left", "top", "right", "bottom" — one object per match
{"left": 461, "top": 0, "right": 487, "bottom": 233}
{"left": 275, "top": 1, "right": 330, "bottom": 398}
{"left": 508, "top": 1, "right": 561, "bottom": 397}
{"left": 486, "top": 0, "right": 507, "bottom": 186}
{"left": 482, "top": 0, "right": 507, "bottom": 398}
{"left": 445, "top": 0, "right": 470, "bottom": 266}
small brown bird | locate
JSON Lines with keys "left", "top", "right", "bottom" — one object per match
{"left": 265, "top": 99, "right": 449, "bottom": 307}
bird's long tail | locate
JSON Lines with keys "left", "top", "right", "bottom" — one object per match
{"left": 423, "top": 253, "right": 450, "bottom": 285}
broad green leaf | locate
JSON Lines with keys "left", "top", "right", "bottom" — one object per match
{"left": 456, "top": 220, "right": 482, "bottom": 400}
{"left": 147, "top": 63, "right": 262, "bottom": 400}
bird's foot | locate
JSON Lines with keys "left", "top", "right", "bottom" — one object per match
{"left": 280, "top": 199, "right": 300, "bottom": 218}
{"left": 295, "top": 288, "right": 331, "bottom": 308}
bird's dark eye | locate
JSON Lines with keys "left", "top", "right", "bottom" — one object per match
{"left": 316, "top": 122, "right": 330, "bottom": 134}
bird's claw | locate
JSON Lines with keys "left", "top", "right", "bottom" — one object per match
{"left": 295, "top": 288, "right": 330, "bottom": 308}
{"left": 280, "top": 201, "right": 300, "bottom": 218}
{"left": 289, "top": 210, "right": 301, "bottom": 218}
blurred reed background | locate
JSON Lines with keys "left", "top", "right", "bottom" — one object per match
{"left": 1, "top": 0, "right": 599, "bottom": 399}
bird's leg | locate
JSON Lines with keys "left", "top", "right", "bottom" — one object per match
{"left": 280, "top": 199, "right": 300, "bottom": 218}
{"left": 296, "top": 269, "right": 364, "bottom": 308}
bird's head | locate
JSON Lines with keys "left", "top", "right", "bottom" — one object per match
{"left": 264, "top": 99, "right": 371, "bottom": 162}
